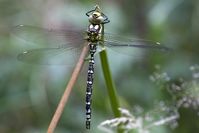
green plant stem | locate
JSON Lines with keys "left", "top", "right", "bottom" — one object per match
{"left": 99, "top": 50, "right": 121, "bottom": 117}
{"left": 99, "top": 50, "right": 124, "bottom": 133}
{"left": 100, "top": 23, "right": 120, "bottom": 116}
{"left": 99, "top": 23, "right": 124, "bottom": 133}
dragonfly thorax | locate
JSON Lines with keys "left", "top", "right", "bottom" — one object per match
{"left": 87, "top": 24, "right": 102, "bottom": 42}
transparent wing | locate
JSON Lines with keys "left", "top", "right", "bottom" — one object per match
{"left": 17, "top": 45, "right": 87, "bottom": 65}
{"left": 12, "top": 25, "right": 86, "bottom": 48}
{"left": 12, "top": 25, "right": 89, "bottom": 65}
{"left": 103, "top": 33, "right": 171, "bottom": 56}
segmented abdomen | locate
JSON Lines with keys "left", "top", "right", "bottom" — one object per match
{"left": 85, "top": 43, "right": 97, "bottom": 129}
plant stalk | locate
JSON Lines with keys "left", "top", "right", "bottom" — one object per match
{"left": 99, "top": 24, "right": 123, "bottom": 133}
{"left": 47, "top": 45, "right": 88, "bottom": 133}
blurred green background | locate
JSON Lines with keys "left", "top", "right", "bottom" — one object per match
{"left": 0, "top": 0, "right": 199, "bottom": 133}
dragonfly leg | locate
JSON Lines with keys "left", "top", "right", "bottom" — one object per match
{"left": 84, "top": 55, "right": 91, "bottom": 61}
{"left": 86, "top": 9, "right": 95, "bottom": 17}
{"left": 101, "top": 13, "right": 110, "bottom": 24}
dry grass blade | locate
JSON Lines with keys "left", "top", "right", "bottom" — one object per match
{"left": 47, "top": 45, "right": 89, "bottom": 133}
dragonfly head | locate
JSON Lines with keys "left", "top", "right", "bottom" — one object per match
{"left": 88, "top": 12, "right": 104, "bottom": 24}
{"left": 87, "top": 5, "right": 110, "bottom": 24}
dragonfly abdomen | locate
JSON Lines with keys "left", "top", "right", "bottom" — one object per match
{"left": 85, "top": 43, "right": 97, "bottom": 129}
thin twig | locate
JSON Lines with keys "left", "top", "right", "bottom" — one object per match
{"left": 47, "top": 45, "right": 89, "bottom": 133}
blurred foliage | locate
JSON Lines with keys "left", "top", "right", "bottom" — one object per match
{"left": 0, "top": 0, "right": 199, "bottom": 133}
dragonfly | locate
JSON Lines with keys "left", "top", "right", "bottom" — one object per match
{"left": 13, "top": 5, "right": 170, "bottom": 129}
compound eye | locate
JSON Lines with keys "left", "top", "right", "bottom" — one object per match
{"left": 93, "top": 13, "right": 97, "bottom": 18}
{"left": 93, "top": 12, "right": 100, "bottom": 18}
